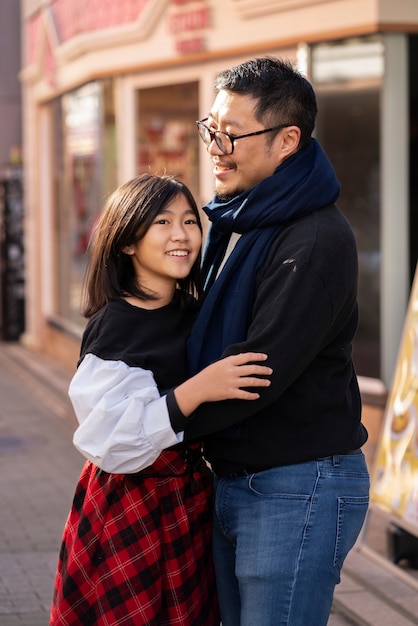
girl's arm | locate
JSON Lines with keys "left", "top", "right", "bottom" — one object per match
{"left": 174, "top": 352, "right": 271, "bottom": 416}
{"left": 71, "top": 352, "right": 271, "bottom": 474}
{"left": 71, "top": 353, "right": 178, "bottom": 473}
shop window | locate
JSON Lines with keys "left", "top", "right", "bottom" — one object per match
{"left": 136, "top": 82, "right": 199, "bottom": 201}
{"left": 53, "top": 79, "right": 116, "bottom": 330}
{"left": 312, "top": 37, "right": 383, "bottom": 379}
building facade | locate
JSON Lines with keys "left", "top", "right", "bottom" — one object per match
{"left": 0, "top": 0, "right": 21, "bottom": 169}
{"left": 19, "top": 0, "right": 418, "bottom": 402}
{"left": 1, "top": 1, "right": 23, "bottom": 342}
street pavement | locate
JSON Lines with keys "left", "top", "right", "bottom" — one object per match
{"left": 0, "top": 342, "right": 82, "bottom": 625}
{"left": 0, "top": 340, "right": 418, "bottom": 625}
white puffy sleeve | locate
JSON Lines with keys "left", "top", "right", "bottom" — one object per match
{"left": 70, "top": 353, "right": 183, "bottom": 473}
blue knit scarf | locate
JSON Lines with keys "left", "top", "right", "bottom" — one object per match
{"left": 188, "top": 139, "right": 341, "bottom": 374}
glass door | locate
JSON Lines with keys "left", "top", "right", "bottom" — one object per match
{"left": 136, "top": 82, "right": 199, "bottom": 200}
{"left": 312, "top": 37, "right": 383, "bottom": 379}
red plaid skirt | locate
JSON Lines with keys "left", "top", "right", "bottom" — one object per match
{"left": 50, "top": 446, "right": 219, "bottom": 625}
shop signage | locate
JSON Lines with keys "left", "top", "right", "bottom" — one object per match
{"left": 167, "top": 0, "right": 211, "bottom": 54}
{"left": 371, "top": 264, "right": 418, "bottom": 534}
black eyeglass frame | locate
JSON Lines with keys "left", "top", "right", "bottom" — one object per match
{"left": 196, "top": 117, "right": 292, "bottom": 155}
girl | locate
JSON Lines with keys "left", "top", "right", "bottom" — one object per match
{"left": 50, "top": 173, "right": 271, "bottom": 626}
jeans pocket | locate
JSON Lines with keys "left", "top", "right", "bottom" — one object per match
{"left": 334, "top": 495, "right": 369, "bottom": 570}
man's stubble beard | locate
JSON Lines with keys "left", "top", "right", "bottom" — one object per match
{"left": 213, "top": 185, "right": 246, "bottom": 203}
{"left": 214, "top": 192, "right": 235, "bottom": 202}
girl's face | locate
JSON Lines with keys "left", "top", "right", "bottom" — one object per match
{"left": 125, "top": 193, "right": 202, "bottom": 300}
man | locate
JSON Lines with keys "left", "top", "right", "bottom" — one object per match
{"left": 184, "top": 57, "right": 370, "bottom": 626}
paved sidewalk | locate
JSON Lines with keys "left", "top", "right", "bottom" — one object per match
{"left": 0, "top": 341, "right": 418, "bottom": 625}
{"left": 0, "top": 343, "right": 82, "bottom": 625}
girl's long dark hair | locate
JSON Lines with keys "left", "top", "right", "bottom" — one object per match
{"left": 82, "top": 173, "right": 203, "bottom": 318}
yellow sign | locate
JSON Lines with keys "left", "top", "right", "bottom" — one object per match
{"left": 371, "top": 265, "right": 418, "bottom": 530}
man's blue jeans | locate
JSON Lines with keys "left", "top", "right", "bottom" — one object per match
{"left": 212, "top": 450, "right": 370, "bottom": 626}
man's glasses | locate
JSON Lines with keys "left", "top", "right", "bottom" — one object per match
{"left": 196, "top": 117, "right": 292, "bottom": 155}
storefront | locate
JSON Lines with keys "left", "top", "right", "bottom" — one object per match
{"left": 20, "top": 0, "right": 418, "bottom": 391}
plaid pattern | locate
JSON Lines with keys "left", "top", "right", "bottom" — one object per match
{"left": 50, "top": 448, "right": 219, "bottom": 625}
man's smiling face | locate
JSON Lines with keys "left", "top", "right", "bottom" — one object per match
{"left": 206, "top": 90, "right": 289, "bottom": 199}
